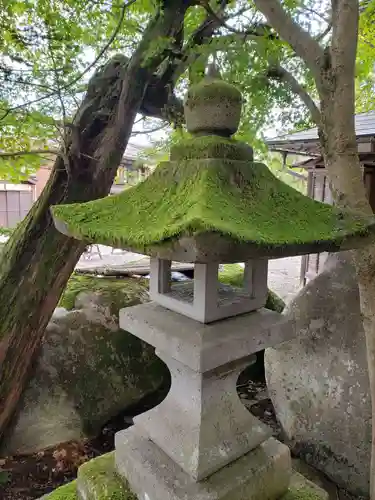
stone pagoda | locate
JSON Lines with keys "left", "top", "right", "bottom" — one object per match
{"left": 52, "top": 70, "right": 375, "bottom": 500}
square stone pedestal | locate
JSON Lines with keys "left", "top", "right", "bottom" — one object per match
{"left": 114, "top": 303, "right": 294, "bottom": 500}
{"left": 116, "top": 427, "right": 291, "bottom": 500}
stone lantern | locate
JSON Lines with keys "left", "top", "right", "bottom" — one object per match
{"left": 52, "top": 71, "right": 375, "bottom": 500}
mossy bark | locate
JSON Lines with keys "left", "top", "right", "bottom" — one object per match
{"left": 0, "top": 0, "right": 192, "bottom": 442}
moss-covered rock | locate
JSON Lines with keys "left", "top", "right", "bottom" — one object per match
{"left": 77, "top": 452, "right": 136, "bottom": 500}
{"left": 282, "top": 471, "right": 329, "bottom": 500}
{"left": 1, "top": 277, "right": 168, "bottom": 456}
{"left": 220, "top": 264, "right": 285, "bottom": 313}
{"left": 40, "top": 480, "right": 78, "bottom": 500}
{"left": 42, "top": 459, "right": 328, "bottom": 500}
{"left": 41, "top": 453, "right": 136, "bottom": 500}
{"left": 59, "top": 273, "right": 149, "bottom": 313}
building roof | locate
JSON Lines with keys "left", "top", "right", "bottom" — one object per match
{"left": 266, "top": 111, "right": 375, "bottom": 156}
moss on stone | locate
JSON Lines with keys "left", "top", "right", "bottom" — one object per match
{"left": 52, "top": 157, "right": 375, "bottom": 255}
{"left": 78, "top": 452, "right": 137, "bottom": 500}
{"left": 41, "top": 480, "right": 78, "bottom": 499}
{"left": 283, "top": 486, "right": 324, "bottom": 500}
{"left": 59, "top": 273, "right": 149, "bottom": 313}
{"left": 220, "top": 264, "right": 285, "bottom": 312}
{"left": 266, "top": 289, "right": 285, "bottom": 313}
{"left": 170, "top": 135, "right": 253, "bottom": 162}
{"left": 184, "top": 78, "right": 242, "bottom": 108}
{"left": 282, "top": 472, "right": 329, "bottom": 500}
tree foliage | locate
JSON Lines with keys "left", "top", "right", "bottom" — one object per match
{"left": 0, "top": 0, "right": 374, "bottom": 182}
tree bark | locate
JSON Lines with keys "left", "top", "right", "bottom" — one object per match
{"left": 320, "top": 71, "right": 375, "bottom": 500}
{"left": 0, "top": 0, "right": 192, "bottom": 443}
{"left": 254, "top": 0, "right": 375, "bottom": 497}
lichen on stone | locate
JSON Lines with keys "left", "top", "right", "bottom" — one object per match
{"left": 51, "top": 157, "right": 374, "bottom": 256}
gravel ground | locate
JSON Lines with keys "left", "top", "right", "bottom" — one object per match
{"left": 268, "top": 256, "right": 302, "bottom": 304}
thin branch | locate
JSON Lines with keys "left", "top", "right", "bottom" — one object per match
{"left": 0, "top": 0, "right": 136, "bottom": 120}
{"left": 267, "top": 64, "right": 321, "bottom": 125}
{"left": 0, "top": 73, "right": 55, "bottom": 92}
{"left": 315, "top": 22, "right": 333, "bottom": 42}
{"left": 131, "top": 123, "right": 168, "bottom": 136}
{"left": 297, "top": 5, "right": 331, "bottom": 24}
{"left": 253, "top": 0, "right": 324, "bottom": 81}
{"left": 0, "top": 149, "right": 58, "bottom": 159}
{"left": 47, "top": 39, "right": 67, "bottom": 125}
{"left": 201, "top": 1, "right": 277, "bottom": 38}
{"left": 359, "top": 33, "right": 375, "bottom": 49}
{"left": 171, "top": 0, "right": 231, "bottom": 85}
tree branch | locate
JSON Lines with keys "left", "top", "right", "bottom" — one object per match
{"left": 0, "top": 0, "right": 136, "bottom": 120}
{"left": 170, "top": 0, "right": 232, "bottom": 85}
{"left": 200, "top": 1, "right": 277, "bottom": 39}
{"left": 331, "top": 0, "right": 359, "bottom": 72}
{"left": 315, "top": 21, "right": 333, "bottom": 42}
{"left": 253, "top": 0, "right": 324, "bottom": 80}
{"left": 267, "top": 64, "right": 321, "bottom": 125}
{"left": 0, "top": 150, "right": 58, "bottom": 159}
{"left": 131, "top": 123, "right": 168, "bottom": 136}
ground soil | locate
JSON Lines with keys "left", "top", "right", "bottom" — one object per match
{"left": 0, "top": 385, "right": 169, "bottom": 499}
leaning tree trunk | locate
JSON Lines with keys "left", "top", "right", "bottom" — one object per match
{"left": 0, "top": 0, "right": 191, "bottom": 442}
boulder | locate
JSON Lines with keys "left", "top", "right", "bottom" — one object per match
{"left": 265, "top": 252, "right": 371, "bottom": 497}
{"left": 1, "top": 276, "right": 168, "bottom": 456}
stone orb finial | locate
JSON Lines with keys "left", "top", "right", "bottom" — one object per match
{"left": 183, "top": 74, "right": 242, "bottom": 137}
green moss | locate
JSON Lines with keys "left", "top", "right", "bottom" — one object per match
{"left": 282, "top": 472, "right": 328, "bottom": 500}
{"left": 185, "top": 78, "right": 242, "bottom": 108}
{"left": 266, "top": 289, "right": 285, "bottom": 313}
{"left": 219, "top": 263, "right": 244, "bottom": 287}
{"left": 78, "top": 452, "right": 137, "bottom": 500}
{"left": 0, "top": 226, "right": 15, "bottom": 237}
{"left": 52, "top": 157, "right": 375, "bottom": 257}
{"left": 170, "top": 136, "right": 253, "bottom": 162}
{"left": 59, "top": 273, "right": 148, "bottom": 312}
{"left": 43, "top": 453, "right": 137, "bottom": 500}
{"left": 42, "top": 480, "right": 78, "bottom": 499}
{"left": 283, "top": 486, "right": 324, "bottom": 500}
{"left": 219, "top": 264, "right": 285, "bottom": 312}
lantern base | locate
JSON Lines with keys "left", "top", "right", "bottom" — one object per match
{"left": 115, "top": 426, "right": 291, "bottom": 500}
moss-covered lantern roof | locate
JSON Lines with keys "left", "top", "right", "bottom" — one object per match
{"left": 51, "top": 74, "right": 375, "bottom": 263}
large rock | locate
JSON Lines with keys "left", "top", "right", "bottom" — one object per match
{"left": 265, "top": 252, "right": 371, "bottom": 497}
{"left": 1, "top": 276, "right": 168, "bottom": 456}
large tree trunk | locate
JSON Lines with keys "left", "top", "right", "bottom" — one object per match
{"left": 318, "top": 3, "right": 375, "bottom": 491}
{"left": 0, "top": 0, "right": 191, "bottom": 443}
{"left": 253, "top": 0, "right": 375, "bottom": 496}
{"left": 320, "top": 87, "right": 375, "bottom": 499}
